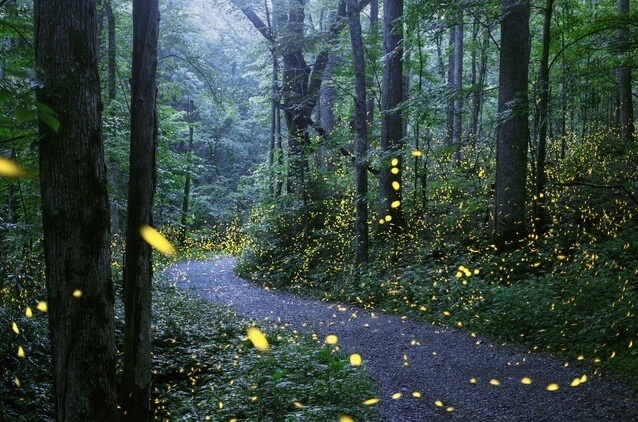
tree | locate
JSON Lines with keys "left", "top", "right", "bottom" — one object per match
{"left": 451, "top": 9, "right": 464, "bottom": 161}
{"left": 616, "top": 0, "right": 634, "bottom": 144}
{"left": 347, "top": 0, "right": 369, "bottom": 266}
{"left": 378, "top": 0, "right": 405, "bottom": 231}
{"left": 493, "top": 0, "right": 531, "bottom": 249}
{"left": 34, "top": 0, "right": 117, "bottom": 419}
{"left": 233, "top": 0, "right": 346, "bottom": 196}
{"left": 533, "top": 0, "right": 554, "bottom": 234}
{"left": 121, "top": 0, "right": 160, "bottom": 419}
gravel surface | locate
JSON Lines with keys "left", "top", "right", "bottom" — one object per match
{"left": 166, "top": 257, "right": 638, "bottom": 421}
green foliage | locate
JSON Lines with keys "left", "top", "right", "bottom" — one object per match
{"left": 152, "top": 278, "right": 378, "bottom": 421}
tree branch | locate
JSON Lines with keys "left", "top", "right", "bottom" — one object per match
{"left": 313, "top": 124, "right": 379, "bottom": 175}
{"left": 229, "top": 0, "right": 274, "bottom": 43}
{"left": 0, "top": 133, "right": 33, "bottom": 145}
{"left": 554, "top": 180, "right": 638, "bottom": 207}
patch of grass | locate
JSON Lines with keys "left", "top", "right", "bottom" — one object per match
{"left": 151, "top": 278, "right": 379, "bottom": 421}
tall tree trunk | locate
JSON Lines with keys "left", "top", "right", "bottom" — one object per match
{"left": 105, "top": 0, "right": 116, "bottom": 101}
{"left": 366, "top": 0, "right": 379, "bottom": 129}
{"left": 379, "top": 0, "right": 405, "bottom": 231}
{"left": 469, "top": 20, "right": 488, "bottom": 146}
{"left": 180, "top": 100, "right": 194, "bottom": 242}
{"left": 533, "top": 0, "right": 554, "bottom": 235}
{"left": 35, "top": 0, "right": 117, "bottom": 419}
{"left": 616, "top": 0, "right": 634, "bottom": 144}
{"left": 348, "top": 0, "right": 369, "bottom": 266}
{"left": 446, "top": 24, "right": 455, "bottom": 148}
{"left": 493, "top": 0, "right": 531, "bottom": 250}
{"left": 452, "top": 14, "right": 464, "bottom": 162}
{"left": 236, "top": 0, "right": 345, "bottom": 197}
{"left": 121, "top": 0, "right": 160, "bottom": 420}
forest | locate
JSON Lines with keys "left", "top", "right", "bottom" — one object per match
{"left": 1, "top": 0, "right": 637, "bottom": 420}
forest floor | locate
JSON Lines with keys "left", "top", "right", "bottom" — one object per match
{"left": 166, "top": 257, "right": 638, "bottom": 421}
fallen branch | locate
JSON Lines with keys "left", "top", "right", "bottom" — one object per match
{"left": 554, "top": 180, "right": 638, "bottom": 207}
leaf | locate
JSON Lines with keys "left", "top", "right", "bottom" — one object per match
{"left": 0, "top": 157, "right": 28, "bottom": 178}
{"left": 15, "top": 107, "right": 37, "bottom": 122}
{"left": 139, "top": 225, "right": 177, "bottom": 257}
{"left": 36, "top": 101, "right": 60, "bottom": 132}
{"left": 246, "top": 327, "right": 269, "bottom": 352}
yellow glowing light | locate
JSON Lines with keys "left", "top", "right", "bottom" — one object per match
{"left": 546, "top": 383, "right": 559, "bottom": 391}
{"left": 391, "top": 158, "right": 399, "bottom": 166}
{"left": 391, "top": 200, "right": 401, "bottom": 208}
{"left": 72, "top": 289, "right": 83, "bottom": 298}
{"left": 469, "top": 378, "right": 477, "bottom": 384}
{"left": 0, "top": 157, "right": 28, "bottom": 178}
{"left": 435, "top": 400, "right": 443, "bottom": 407}
{"left": 349, "top": 354, "right": 362, "bottom": 366}
{"left": 17, "top": 346, "right": 25, "bottom": 357}
{"left": 521, "top": 377, "right": 532, "bottom": 385}
{"left": 412, "top": 391, "right": 421, "bottom": 398}
{"left": 339, "top": 416, "right": 355, "bottom": 422}
{"left": 391, "top": 167, "right": 399, "bottom": 174}
{"left": 363, "top": 398, "right": 380, "bottom": 405}
{"left": 140, "top": 225, "right": 177, "bottom": 257}
{"left": 489, "top": 379, "right": 500, "bottom": 386}
{"left": 384, "top": 215, "right": 392, "bottom": 222}
{"left": 392, "top": 393, "right": 402, "bottom": 400}
{"left": 246, "top": 327, "right": 269, "bottom": 352}
{"left": 411, "top": 150, "right": 423, "bottom": 157}
{"left": 325, "top": 334, "right": 338, "bottom": 345}
{"left": 294, "top": 401, "right": 304, "bottom": 408}
{"left": 12, "top": 322, "right": 19, "bottom": 334}
{"left": 392, "top": 181, "right": 400, "bottom": 190}
{"left": 25, "top": 306, "right": 33, "bottom": 318}
{"left": 14, "top": 377, "right": 21, "bottom": 387}
{"left": 36, "top": 301, "right": 47, "bottom": 312}
{"left": 570, "top": 378, "right": 581, "bottom": 387}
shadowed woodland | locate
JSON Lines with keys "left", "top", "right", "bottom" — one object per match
{"left": 1, "top": 0, "right": 637, "bottom": 420}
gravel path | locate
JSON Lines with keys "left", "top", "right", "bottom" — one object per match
{"left": 166, "top": 257, "right": 637, "bottom": 421}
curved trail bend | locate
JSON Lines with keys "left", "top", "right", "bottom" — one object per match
{"left": 166, "top": 258, "right": 637, "bottom": 421}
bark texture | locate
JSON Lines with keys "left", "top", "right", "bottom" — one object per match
{"left": 348, "top": 0, "right": 369, "bottom": 265}
{"left": 493, "top": 0, "right": 531, "bottom": 249}
{"left": 616, "top": 0, "right": 634, "bottom": 144}
{"left": 379, "top": 0, "right": 405, "bottom": 231}
{"left": 121, "top": 0, "right": 160, "bottom": 420}
{"left": 35, "top": 0, "right": 117, "bottom": 420}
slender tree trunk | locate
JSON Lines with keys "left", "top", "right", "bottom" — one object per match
{"left": 35, "top": 0, "right": 117, "bottom": 419}
{"left": 105, "top": 0, "right": 116, "bottom": 101}
{"left": 180, "top": 100, "right": 194, "bottom": 242}
{"left": 493, "top": 0, "right": 531, "bottom": 250}
{"left": 379, "top": 0, "right": 405, "bottom": 232}
{"left": 470, "top": 20, "right": 487, "bottom": 146}
{"left": 121, "top": 0, "right": 160, "bottom": 420}
{"left": 366, "top": 0, "right": 379, "bottom": 129}
{"left": 533, "top": 0, "right": 554, "bottom": 235}
{"left": 616, "top": 0, "right": 634, "bottom": 144}
{"left": 452, "top": 14, "right": 464, "bottom": 162}
{"left": 348, "top": 0, "right": 369, "bottom": 266}
{"left": 269, "top": 52, "right": 278, "bottom": 196}
{"left": 446, "top": 24, "right": 455, "bottom": 148}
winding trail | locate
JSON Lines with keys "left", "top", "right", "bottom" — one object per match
{"left": 166, "top": 258, "right": 637, "bottom": 421}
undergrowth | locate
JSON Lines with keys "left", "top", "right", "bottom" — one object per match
{"left": 1, "top": 234, "right": 378, "bottom": 421}
{"left": 152, "top": 278, "right": 378, "bottom": 421}
{"left": 237, "top": 132, "right": 638, "bottom": 384}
